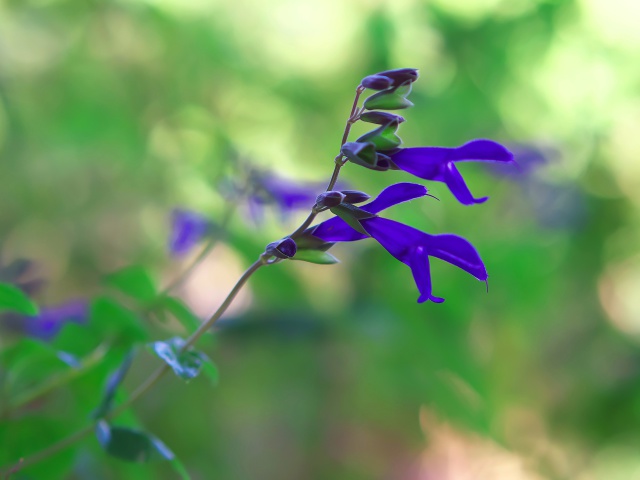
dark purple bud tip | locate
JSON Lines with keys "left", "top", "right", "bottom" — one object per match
{"left": 316, "top": 191, "right": 346, "bottom": 209}
{"left": 376, "top": 68, "right": 419, "bottom": 86}
{"left": 359, "top": 111, "right": 405, "bottom": 125}
{"left": 265, "top": 237, "right": 297, "bottom": 259}
{"left": 340, "top": 190, "right": 371, "bottom": 204}
{"left": 361, "top": 74, "right": 393, "bottom": 90}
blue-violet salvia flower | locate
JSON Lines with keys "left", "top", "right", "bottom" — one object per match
{"left": 389, "top": 139, "right": 514, "bottom": 205}
{"left": 25, "top": 300, "right": 88, "bottom": 340}
{"left": 307, "top": 183, "right": 487, "bottom": 303}
{"left": 247, "top": 171, "right": 322, "bottom": 223}
{"left": 169, "top": 209, "right": 212, "bottom": 257}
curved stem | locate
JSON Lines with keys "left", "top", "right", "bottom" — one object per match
{"left": 0, "top": 259, "right": 265, "bottom": 475}
{"left": 0, "top": 84, "right": 367, "bottom": 476}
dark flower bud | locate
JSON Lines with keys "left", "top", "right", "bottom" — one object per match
{"left": 316, "top": 191, "right": 346, "bottom": 209}
{"left": 265, "top": 237, "right": 297, "bottom": 259}
{"left": 376, "top": 68, "right": 419, "bottom": 86}
{"left": 359, "top": 111, "right": 405, "bottom": 125}
{"left": 340, "top": 190, "right": 371, "bottom": 204}
{"left": 361, "top": 74, "right": 393, "bottom": 90}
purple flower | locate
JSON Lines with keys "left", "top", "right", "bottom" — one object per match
{"left": 247, "top": 171, "right": 322, "bottom": 222}
{"left": 307, "top": 183, "right": 487, "bottom": 303}
{"left": 388, "top": 139, "right": 514, "bottom": 205}
{"left": 25, "top": 300, "right": 88, "bottom": 340}
{"left": 169, "top": 209, "right": 212, "bottom": 257}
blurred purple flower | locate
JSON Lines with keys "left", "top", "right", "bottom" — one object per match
{"left": 25, "top": 300, "right": 88, "bottom": 340}
{"left": 489, "top": 144, "right": 555, "bottom": 180}
{"left": 246, "top": 171, "right": 323, "bottom": 223}
{"left": 389, "top": 139, "right": 514, "bottom": 205}
{"left": 169, "top": 209, "right": 212, "bottom": 257}
{"left": 308, "top": 183, "right": 487, "bottom": 303}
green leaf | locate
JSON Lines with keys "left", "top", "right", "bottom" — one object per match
{"left": 158, "top": 296, "right": 202, "bottom": 333}
{"left": 90, "top": 297, "right": 149, "bottom": 344}
{"left": 363, "top": 81, "right": 414, "bottom": 110}
{"left": 104, "top": 266, "right": 157, "bottom": 304}
{"left": 150, "top": 337, "right": 211, "bottom": 381}
{"left": 95, "top": 420, "right": 176, "bottom": 463}
{"left": 92, "top": 351, "right": 135, "bottom": 419}
{"left": 0, "top": 282, "right": 38, "bottom": 315}
{"left": 291, "top": 249, "right": 340, "bottom": 265}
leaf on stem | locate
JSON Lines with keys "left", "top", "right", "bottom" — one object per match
{"left": 150, "top": 337, "right": 217, "bottom": 382}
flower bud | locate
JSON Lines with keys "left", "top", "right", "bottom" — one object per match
{"left": 361, "top": 74, "right": 393, "bottom": 90}
{"left": 376, "top": 68, "right": 419, "bottom": 86}
{"left": 340, "top": 190, "right": 371, "bottom": 204}
{"left": 359, "top": 111, "right": 405, "bottom": 125}
{"left": 265, "top": 237, "right": 297, "bottom": 259}
{"left": 316, "top": 191, "right": 346, "bottom": 209}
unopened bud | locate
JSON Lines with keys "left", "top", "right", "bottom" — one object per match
{"left": 316, "top": 191, "right": 346, "bottom": 209}
{"left": 340, "top": 190, "right": 371, "bottom": 204}
{"left": 265, "top": 237, "right": 297, "bottom": 259}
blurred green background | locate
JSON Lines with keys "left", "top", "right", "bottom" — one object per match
{"left": 1, "top": 0, "right": 640, "bottom": 478}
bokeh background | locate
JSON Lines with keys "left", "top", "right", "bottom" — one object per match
{"left": 2, "top": 0, "right": 640, "bottom": 478}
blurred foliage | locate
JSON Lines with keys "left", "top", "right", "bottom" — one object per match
{"left": 1, "top": 0, "right": 640, "bottom": 478}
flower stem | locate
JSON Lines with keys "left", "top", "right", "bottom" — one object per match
{"left": 0, "top": 83, "right": 367, "bottom": 476}
{"left": 0, "top": 259, "right": 265, "bottom": 476}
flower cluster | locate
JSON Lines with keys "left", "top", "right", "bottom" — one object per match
{"left": 288, "top": 68, "right": 513, "bottom": 302}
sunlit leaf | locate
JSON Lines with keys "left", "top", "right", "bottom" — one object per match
{"left": 150, "top": 337, "right": 212, "bottom": 381}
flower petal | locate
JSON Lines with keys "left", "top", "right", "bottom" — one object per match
{"left": 425, "top": 233, "right": 488, "bottom": 281}
{"left": 443, "top": 163, "right": 488, "bottom": 205}
{"left": 408, "top": 247, "right": 445, "bottom": 303}
{"left": 362, "top": 183, "right": 429, "bottom": 214}
{"left": 309, "top": 183, "right": 429, "bottom": 242}
{"left": 170, "top": 210, "right": 211, "bottom": 256}
{"left": 309, "top": 217, "right": 368, "bottom": 243}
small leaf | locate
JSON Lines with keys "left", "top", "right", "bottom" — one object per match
{"left": 150, "top": 337, "right": 210, "bottom": 381}
{"left": 0, "top": 283, "right": 38, "bottom": 315}
{"left": 104, "top": 266, "right": 157, "bottom": 304}
{"left": 329, "top": 204, "right": 375, "bottom": 236}
{"left": 96, "top": 420, "right": 175, "bottom": 463}
{"left": 291, "top": 249, "right": 340, "bottom": 265}
{"left": 93, "top": 351, "right": 135, "bottom": 419}
{"left": 363, "top": 81, "right": 414, "bottom": 110}
{"left": 159, "top": 296, "right": 201, "bottom": 333}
